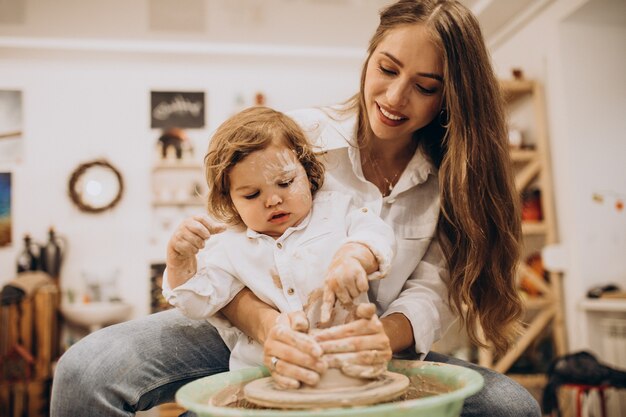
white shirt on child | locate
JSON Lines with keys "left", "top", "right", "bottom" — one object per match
{"left": 163, "top": 190, "right": 395, "bottom": 370}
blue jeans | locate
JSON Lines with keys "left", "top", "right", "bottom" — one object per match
{"left": 51, "top": 309, "right": 540, "bottom": 416}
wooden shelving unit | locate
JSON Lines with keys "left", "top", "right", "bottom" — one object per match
{"left": 151, "top": 160, "right": 205, "bottom": 208}
{"left": 476, "top": 80, "right": 567, "bottom": 374}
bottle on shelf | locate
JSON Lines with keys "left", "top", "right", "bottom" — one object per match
{"left": 40, "top": 226, "right": 65, "bottom": 280}
{"left": 16, "top": 234, "right": 40, "bottom": 273}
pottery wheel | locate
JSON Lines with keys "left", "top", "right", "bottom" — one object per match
{"left": 243, "top": 370, "right": 410, "bottom": 409}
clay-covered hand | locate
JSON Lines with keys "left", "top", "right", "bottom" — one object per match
{"left": 166, "top": 214, "right": 226, "bottom": 288}
{"left": 263, "top": 311, "right": 327, "bottom": 389}
{"left": 320, "top": 243, "right": 376, "bottom": 324}
{"left": 314, "top": 303, "right": 391, "bottom": 379}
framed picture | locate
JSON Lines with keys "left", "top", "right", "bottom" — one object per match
{"left": 0, "top": 172, "right": 11, "bottom": 247}
{"left": 0, "top": 90, "right": 23, "bottom": 163}
{"left": 150, "top": 91, "right": 205, "bottom": 129}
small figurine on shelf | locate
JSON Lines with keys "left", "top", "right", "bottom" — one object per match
{"left": 512, "top": 68, "right": 524, "bottom": 80}
{"left": 254, "top": 92, "right": 266, "bottom": 106}
{"left": 157, "top": 127, "right": 192, "bottom": 161}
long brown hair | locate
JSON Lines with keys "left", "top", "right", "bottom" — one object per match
{"left": 353, "top": 0, "right": 522, "bottom": 355}
{"left": 204, "top": 106, "right": 325, "bottom": 226}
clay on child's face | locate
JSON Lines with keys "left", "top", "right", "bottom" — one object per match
{"left": 229, "top": 141, "right": 313, "bottom": 238}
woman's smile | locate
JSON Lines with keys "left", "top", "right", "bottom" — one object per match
{"left": 376, "top": 102, "right": 408, "bottom": 126}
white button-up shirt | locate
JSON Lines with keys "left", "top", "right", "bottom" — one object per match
{"left": 163, "top": 190, "right": 395, "bottom": 370}
{"left": 287, "top": 106, "right": 455, "bottom": 358}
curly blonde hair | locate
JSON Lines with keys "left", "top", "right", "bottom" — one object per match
{"left": 204, "top": 106, "right": 325, "bottom": 226}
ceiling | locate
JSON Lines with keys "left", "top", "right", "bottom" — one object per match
{"left": 0, "top": 0, "right": 554, "bottom": 50}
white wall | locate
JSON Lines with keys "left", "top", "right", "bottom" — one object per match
{"left": 2, "top": 0, "right": 625, "bottom": 352}
{"left": 491, "top": 0, "right": 626, "bottom": 351}
{"left": 0, "top": 49, "right": 363, "bottom": 317}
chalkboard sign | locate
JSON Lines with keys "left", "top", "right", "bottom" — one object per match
{"left": 150, "top": 91, "right": 205, "bottom": 129}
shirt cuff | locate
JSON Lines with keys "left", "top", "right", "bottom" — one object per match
{"left": 344, "top": 235, "right": 394, "bottom": 281}
{"left": 381, "top": 302, "right": 440, "bottom": 359}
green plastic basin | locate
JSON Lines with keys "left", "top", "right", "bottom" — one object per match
{"left": 176, "top": 360, "right": 484, "bottom": 417}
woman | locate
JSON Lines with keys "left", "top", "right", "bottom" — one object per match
{"left": 51, "top": 1, "right": 539, "bottom": 416}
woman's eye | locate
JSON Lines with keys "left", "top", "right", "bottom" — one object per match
{"left": 415, "top": 84, "right": 437, "bottom": 95}
{"left": 378, "top": 65, "right": 396, "bottom": 76}
{"left": 244, "top": 191, "right": 259, "bottom": 200}
{"left": 278, "top": 179, "right": 294, "bottom": 188}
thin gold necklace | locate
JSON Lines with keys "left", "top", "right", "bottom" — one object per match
{"left": 369, "top": 156, "right": 402, "bottom": 197}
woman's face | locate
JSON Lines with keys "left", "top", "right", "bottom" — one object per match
{"left": 364, "top": 24, "right": 444, "bottom": 144}
{"left": 228, "top": 139, "right": 313, "bottom": 238}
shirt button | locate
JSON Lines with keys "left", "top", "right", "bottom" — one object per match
{"left": 276, "top": 242, "right": 283, "bottom": 249}
{"left": 387, "top": 198, "right": 396, "bottom": 204}
{"left": 361, "top": 207, "right": 368, "bottom": 213}
{"left": 287, "top": 288, "right": 295, "bottom": 295}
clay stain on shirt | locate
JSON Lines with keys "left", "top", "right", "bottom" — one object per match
{"left": 270, "top": 268, "right": 282, "bottom": 289}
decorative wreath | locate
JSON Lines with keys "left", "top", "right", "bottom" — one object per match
{"left": 68, "top": 159, "right": 124, "bottom": 213}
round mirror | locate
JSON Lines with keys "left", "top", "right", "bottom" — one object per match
{"left": 68, "top": 160, "right": 124, "bottom": 213}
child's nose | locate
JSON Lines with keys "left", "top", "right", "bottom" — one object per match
{"left": 265, "top": 193, "right": 282, "bottom": 207}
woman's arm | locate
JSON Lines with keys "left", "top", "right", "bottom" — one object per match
{"left": 381, "top": 313, "right": 414, "bottom": 353}
{"left": 220, "top": 287, "right": 279, "bottom": 345}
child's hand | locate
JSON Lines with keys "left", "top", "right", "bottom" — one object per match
{"left": 320, "top": 243, "right": 374, "bottom": 325}
{"left": 166, "top": 214, "right": 226, "bottom": 288}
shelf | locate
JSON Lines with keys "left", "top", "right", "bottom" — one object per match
{"left": 522, "top": 221, "right": 547, "bottom": 235}
{"left": 152, "top": 162, "right": 203, "bottom": 171}
{"left": 524, "top": 297, "right": 553, "bottom": 310}
{"left": 500, "top": 79, "right": 534, "bottom": 102}
{"left": 579, "top": 299, "right": 626, "bottom": 313}
{"left": 510, "top": 148, "right": 538, "bottom": 162}
{"left": 152, "top": 200, "right": 205, "bottom": 207}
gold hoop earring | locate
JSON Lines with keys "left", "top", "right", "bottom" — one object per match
{"left": 438, "top": 108, "right": 448, "bottom": 126}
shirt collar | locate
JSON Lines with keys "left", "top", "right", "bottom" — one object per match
{"left": 313, "top": 105, "right": 358, "bottom": 153}
{"left": 319, "top": 106, "right": 437, "bottom": 187}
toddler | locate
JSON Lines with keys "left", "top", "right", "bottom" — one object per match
{"left": 162, "top": 106, "right": 395, "bottom": 373}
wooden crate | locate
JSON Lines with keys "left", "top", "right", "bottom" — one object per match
{"left": 0, "top": 380, "right": 51, "bottom": 417}
{"left": 0, "top": 283, "right": 59, "bottom": 417}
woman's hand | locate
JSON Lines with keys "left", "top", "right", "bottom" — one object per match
{"left": 313, "top": 303, "right": 392, "bottom": 378}
{"left": 320, "top": 243, "right": 378, "bottom": 324}
{"left": 263, "top": 311, "right": 327, "bottom": 389}
{"left": 166, "top": 214, "right": 226, "bottom": 289}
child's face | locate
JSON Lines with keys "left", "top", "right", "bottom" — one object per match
{"left": 228, "top": 140, "right": 313, "bottom": 238}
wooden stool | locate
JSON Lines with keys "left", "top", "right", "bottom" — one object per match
{"left": 558, "top": 383, "right": 610, "bottom": 417}
{"left": 0, "top": 283, "right": 59, "bottom": 417}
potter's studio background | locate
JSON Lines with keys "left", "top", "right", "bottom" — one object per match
{"left": 1, "top": 0, "right": 625, "bottom": 416}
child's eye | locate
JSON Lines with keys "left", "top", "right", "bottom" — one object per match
{"left": 278, "top": 179, "right": 294, "bottom": 188}
{"left": 244, "top": 191, "right": 259, "bottom": 200}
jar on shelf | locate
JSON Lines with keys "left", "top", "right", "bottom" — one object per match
{"left": 16, "top": 234, "right": 40, "bottom": 273}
